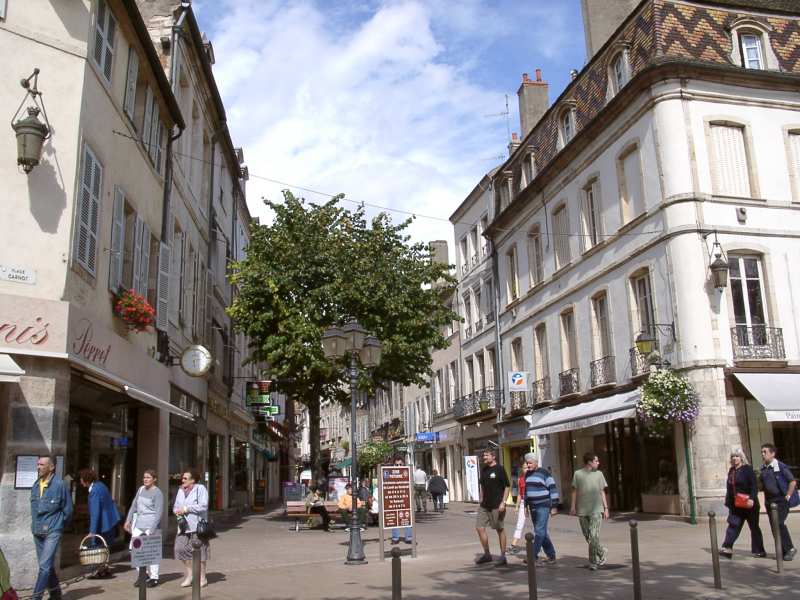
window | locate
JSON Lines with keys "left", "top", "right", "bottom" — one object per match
{"left": 506, "top": 246, "right": 519, "bottom": 302}
{"left": 730, "top": 255, "right": 768, "bottom": 338}
{"left": 788, "top": 131, "right": 800, "bottom": 201}
{"left": 465, "top": 357, "right": 475, "bottom": 394}
{"left": 480, "top": 216, "right": 489, "bottom": 254}
{"left": 591, "top": 293, "right": 612, "bottom": 358}
{"left": 448, "top": 361, "right": 457, "bottom": 405}
{"left": 172, "top": 223, "right": 186, "bottom": 325}
{"left": 123, "top": 47, "right": 139, "bottom": 121}
{"left": 460, "top": 237, "right": 469, "bottom": 272}
{"left": 476, "top": 354, "right": 486, "bottom": 391}
{"left": 580, "top": 179, "right": 601, "bottom": 250}
{"left": 740, "top": 32, "right": 764, "bottom": 70}
{"left": 560, "top": 310, "right": 578, "bottom": 370}
{"left": 523, "top": 152, "right": 536, "bottom": 187}
{"left": 470, "top": 227, "right": 479, "bottom": 265}
{"left": 108, "top": 186, "right": 126, "bottom": 292}
{"left": 528, "top": 225, "right": 544, "bottom": 286}
{"left": 140, "top": 89, "right": 165, "bottom": 173}
{"left": 709, "top": 124, "right": 751, "bottom": 197}
{"left": 610, "top": 52, "right": 629, "bottom": 94}
{"left": 534, "top": 324, "right": 549, "bottom": 380}
{"left": 74, "top": 144, "right": 102, "bottom": 275}
{"left": 631, "top": 271, "right": 655, "bottom": 337}
{"left": 93, "top": 0, "right": 116, "bottom": 82}
{"left": 486, "top": 347, "right": 496, "bottom": 388}
{"left": 552, "top": 205, "right": 570, "bottom": 269}
{"left": 474, "top": 288, "right": 482, "bottom": 327}
{"left": 511, "top": 338, "right": 523, "bottom": 372}
{"left": 619, "top": 144, "right": 645, "bottom": 223}
{"left": 463, "top": 295, "right": 472, "bottom": 336}
{"left": 560, "top": 109, "right": 575, "bottom": 147}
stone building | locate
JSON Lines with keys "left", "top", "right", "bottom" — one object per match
{"left": 484, "top": 0, "right": 800, "bottom": 517}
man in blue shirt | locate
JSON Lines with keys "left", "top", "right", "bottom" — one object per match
{"left": 30, "top": 456, "right": 73, "bottom": 600}
{"left": 524, "top": 453, "right": 559, "bottom": 565}
{"left": 760, "top": 443, "right": 797, "bottom": 561}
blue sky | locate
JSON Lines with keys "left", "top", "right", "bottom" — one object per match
{"left": 192, "top": 0, "right": 586, "bottom": 252}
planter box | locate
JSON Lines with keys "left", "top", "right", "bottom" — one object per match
{"left": 641, "top": 493, "right": 680, "bottom": 515}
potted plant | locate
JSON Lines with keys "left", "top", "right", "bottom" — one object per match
{"left": 113, "top": 288, "right": 156, "bottom": 332}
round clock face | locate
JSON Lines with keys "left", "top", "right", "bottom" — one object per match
{"left": 180, "top": 345, "right": 212, "bottom": 377}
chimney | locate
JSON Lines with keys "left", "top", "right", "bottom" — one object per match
{"left": 508, "top": 132, "right": 521, "bottom": 155}
{"left": 517, "top": 69, "right": 549, "bottom": 139}
{"left": 570, "top": 69, "right": 579, "bottom": 80}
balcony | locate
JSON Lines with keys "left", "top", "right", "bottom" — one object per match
{"left": 559, "top": 368, "right": 580, "bottom": 397}
{"left": 590, "top": 355, "right": 616, "bottom": 388}
{"left": 506, "top": 391, "right": 530, "bottom": 415}
{"left": 629, "top": 347, "right": 650, "bottom": 378}
{"left": 454, "top": 388, "right": 498, "bottom": 420}
{"left": 470, "top": 254, "right": 479, "bottom": 268}
{"left": 464, "top": 326, "right": 473, "bottom": 341}
{"left": 731, "top": 326, "right": 785, "bottom": 362}
{"left": 531, "top": 377, "right": 551, "bottom": 405}
{"left": 484, "top": 311, "right": 495, "bottom": 325}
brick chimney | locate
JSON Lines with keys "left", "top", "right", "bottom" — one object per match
{"left": 517, "top": 69, "right": 549, "bottom": 139}
{"left": 508, "top": 132, "right": 521, "bottom": 155}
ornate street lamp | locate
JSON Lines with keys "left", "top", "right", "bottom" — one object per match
{"left": 11, "top": 69, "right": 51, "bottom": 174}
{"left": 704, "top": 230, "right": 729, "bottom": 290}
{"left": 634, "top": 330, "right": 656, "bottom": 357}
{"left": 322, "top": 320, "right": 382, "bottom": 565}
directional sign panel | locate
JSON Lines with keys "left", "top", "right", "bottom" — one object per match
{"left": 380, "top": 465, "right": 413, "bottom": 530}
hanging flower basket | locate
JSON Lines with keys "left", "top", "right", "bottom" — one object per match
{"left": 113, "top": 288, "right": 155, "bottom": 332}
{"left": 637, "top": 368, "right": 700, "bottom": 438}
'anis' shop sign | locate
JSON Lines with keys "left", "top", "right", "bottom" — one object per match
{"left": 0, "top": 296, "right": 69, "bottom": 354}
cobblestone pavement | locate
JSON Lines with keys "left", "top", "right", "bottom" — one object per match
{"left": 47, "top": 503, "right": 799, "bottom": 600}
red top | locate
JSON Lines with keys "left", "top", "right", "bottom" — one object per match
{"left": 518, "top": 472, "right": 526, "bottom": 498}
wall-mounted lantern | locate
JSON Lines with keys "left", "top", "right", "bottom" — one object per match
{"left": 11, "top": 68, "right": 51, "bottom": 174}
{"left": 704, "top": 230, "right": 729, "bottom": 290}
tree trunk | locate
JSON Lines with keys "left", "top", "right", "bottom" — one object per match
{"left": 308, "top": 395, "right": 322, "bottom": 483}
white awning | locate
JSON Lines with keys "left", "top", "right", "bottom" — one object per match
{"left": 0, "top": 353, "right": 25, "bottom": 383}
{"left": 733, "top": 373, "right": 800, "bottom": 422}
{"left": 71, "top": 357, "right": 194, "bottom": 420}
{"left": 530, "top": 389, "right": 641, "bottom": 435}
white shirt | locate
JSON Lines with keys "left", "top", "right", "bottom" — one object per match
{"left": 414, "top": 469, "right": 427, "bottom": 485}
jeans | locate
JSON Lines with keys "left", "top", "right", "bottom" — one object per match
{"left": 414, "top": 485, "right": 427, "bottom": 512}
{"left": 722, "top": 505, "right": 765, "bottom": 554}
{"left": 32, "top": 531, "right": 62, "bottom": 600}
{"left": 391, "top": 527, "right": 412, "bottom": 542}
{"left": 768, "top": 499, "right": 795, "bottom": 554}
{"left": 530, "top": 505, "right": 556, "bottom": 560}
{"left": 431, "top": 494, "right": 444, "bottom": 512}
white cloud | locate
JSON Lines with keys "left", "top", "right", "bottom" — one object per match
{"left": 193, "top": 0, "right": 576, "bottom": 259}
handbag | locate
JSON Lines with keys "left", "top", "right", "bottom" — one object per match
{"left": 730, "top": 471, "right": 752, "bottom": 510}
{"left": 196, "top": 518, "right": 217, "bottom": 541}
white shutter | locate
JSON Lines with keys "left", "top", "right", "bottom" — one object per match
{"left": 711, "top": 124, "right": 750, "bottom": 197}
{"left": 156, "top": 242, "right": 170, "bottom": 331}
{"left": 94, "top": 0, "right": 115, "bottom": 82}
{"left": 155, "top": 123, "right": 165, "bottom": 174}
{"left": 109, "top": 186, "right": 125, "bottom": 292}
{"left": 149, "top": 100, "right": 160, "bottom": 163}
{"left": 103, "top": 7, "right": 116, "bottom": 82}
{"left": 123, "top": 47, "right": 139, "bottom": 121}
{"left": 93, "top": 0, "right": 106, "bottom": 69}
{"left": 177, "top": 233, "right": 187, "bottom": 322}
{"left": 132, "top": 215, "right": 143, "bottom": 293}
{"left": 623, "top": 149, "right": 645, "bottom": 215}
{"left": 139, "top": 222, "right": 151, "bottom": 297}
{"left": 142, "top": 88, "right": 153, "bottom": 150}
{"left": 0, "top": 1, "right": 7, "bottom": 20}
{"left": 74, "top": 145, "right": 102, "bottom": 275}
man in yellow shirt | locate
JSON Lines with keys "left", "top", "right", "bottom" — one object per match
{"left": 337, "top": 484, "right": 366, "bottom": 529}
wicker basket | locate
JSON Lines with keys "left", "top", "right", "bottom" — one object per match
{"left": 78, "top": 534, "right": 109, "bottom": 567}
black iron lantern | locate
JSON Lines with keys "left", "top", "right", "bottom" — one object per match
{"left": 10, "top": 68, "right": 51, "bottom": 175}
{"left": 710, "top": 252, "right": 729, "bottom": 289}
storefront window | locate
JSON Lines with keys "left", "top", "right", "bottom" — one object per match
{"left": 774, "top": 423, "right": 800, "bottom": 475}
{"left": 231, "top": 439, "right": 250, "bottom": 498}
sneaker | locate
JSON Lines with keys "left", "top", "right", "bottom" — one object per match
{"left": 390, "top": 539, "right": 400, "bottom": 545}
{"left": 475, "top": 553, "right": 493, "bottom": 565}
{"left": 542, "top": 556, "right": 557, "bottom": 565}
{"left": 494, "top": 555, "right": 508, "bottom": 567}
{"left": 588, "top": 563, "right": 598, "bottom": 571}
{"left": 508, "top": 545, "right": 521, "bottom": 555}
{"left": 597, "top": 548, "right": 608, "bottom": 567}
{"left": 403, "top": 539, "right": 413, "bottom": 544}
{"left": 719, "top": 547, "right": 733, "bottom": 559}
{"left": 752, "top": 551, "right": 767, "bottom": 558}
{"left": 784, "top": 547, "right": 796, "bottom": 562}
{"left": 146, "top": 579, "right": 159, "bottom": 588}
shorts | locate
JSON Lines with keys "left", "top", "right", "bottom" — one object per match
{"left": 476, "top": 506, "right": 505, "bottom": 531}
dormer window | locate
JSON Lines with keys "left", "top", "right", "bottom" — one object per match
{"left": 729, "top": 19, "right": 779, "bottom": 71}
{"left": 740, "top": 32, "right": 764, "bottom": 69}
{"left": 611, "top": 52, "right": 629, "bottom": 93}
{"left": 559, "top": 107, "right": 576, "bottom": 149}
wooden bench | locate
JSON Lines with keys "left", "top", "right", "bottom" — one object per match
{"left": 285, "top": 500, "right": 346, "bottom": 532}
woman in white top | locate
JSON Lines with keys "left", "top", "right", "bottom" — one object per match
{"left": 173, "top": 469, "right": 209, "bottom": 588}
{"left": 124, "top": 469, "right": 163, "bottom": 587}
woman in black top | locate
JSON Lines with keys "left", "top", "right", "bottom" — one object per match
{"left": 720, "top": 449, "right": 765, "bottom": 558}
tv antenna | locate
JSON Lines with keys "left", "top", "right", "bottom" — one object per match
{"left": 483, "top": 94, "right": 511, "bottom": 143}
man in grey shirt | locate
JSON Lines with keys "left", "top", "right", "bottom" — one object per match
{"left": 124, "top": 470, "right": 164, "bottom": 587}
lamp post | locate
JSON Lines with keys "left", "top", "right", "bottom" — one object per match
{"left": 322, "top": 321, "right": 382, "bottom": 565}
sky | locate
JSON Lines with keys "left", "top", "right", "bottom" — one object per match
{"left": 192, "top": 0, "right": 586, "bottom": 257}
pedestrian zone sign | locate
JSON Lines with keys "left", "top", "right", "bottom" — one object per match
{"left": 131, "top": 533, "right": 162, "bottom": 568}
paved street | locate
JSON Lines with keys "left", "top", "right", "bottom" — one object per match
{"left": 47, "top": 503, "right": 799, "bottom": 600}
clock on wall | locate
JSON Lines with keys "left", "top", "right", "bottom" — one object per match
{"left": 180, "top": 344, "right": 212, "bottom": 377}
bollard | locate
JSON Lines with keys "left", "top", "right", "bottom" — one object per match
{"left": 708, "top": 511, "right": 722, "bottom": 589}
{"left": 137, "top": 566, "right": 147, "bottom": 600}
{"left": 629, "top": 520, "right": 642, "bottom": 600}
{"left": 192, "top": 536, "right": 202, "bottom": 600}
{"left": 524, "top": 532, "right": 538, "bottom": 600}
{"left": 769, "top": 503, "right": 783, "bottom": 574}
{"left": 391, "top": 547, "right": 402, "bottom": 600}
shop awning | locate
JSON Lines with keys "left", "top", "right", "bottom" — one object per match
{"left": 530, "top": 389, "right": 641, "bottom": 436}
{"left": 71, "top": 357, "right": 194, "bottom": 420}
{"left": 733, "top": 373, "right": 800, "bottom": 422}
{"left": 0, "top": 354, "right": 24, "bottom": 383}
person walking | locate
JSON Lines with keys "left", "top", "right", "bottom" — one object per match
{"left": 413, "top": 466, "right": 428, "bottom": 513}
{"left": 474, "top": 448, "right": 511, "bottom": 567}
{"left": 391, "top": 456, "right": 413, "bottom": 545}
{"left": 524, "top": 453, "right": 559, "bottom": 564}
{"left": 719, "top": 449, "right": 765, "bottom": 559}
{"left": 79, "top": 469, "right": 121, "bottom": 579}
{"left": 428, "top": 470, "right": 448, "bottom": 513}
{"left": 509, "top": 457, "right": 531, "bottom": 555}
{"left": 124, "top": 469, "right": 164, "bottom": 586}
{"left": 760, "top": 443, "right": 798, "bottom": 561}
{"left": 30, "top": 456, "right": 72, "bottom": 600}
{"left": 304, "top": 486, "right": 331, "bottom": 531}
{"left": 173, "top": 469, "right": 210, "bottom": 588}
{"left": 570, "top": 452, "right": 609, "bottom": 571}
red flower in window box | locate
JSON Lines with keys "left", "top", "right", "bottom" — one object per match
{"left": 113, "top": 289, "right": 155, "bottom": 332}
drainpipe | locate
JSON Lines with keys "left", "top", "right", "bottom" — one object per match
{"left": 489, "top": 181, "right": 505, "bottom": 466}
{"left": 683, "top": 423, "right": 698, "bottom": 525}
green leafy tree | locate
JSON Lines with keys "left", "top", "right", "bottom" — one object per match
{"left": 228, "top": 191, "right": 456, "bottom": 478}
{"left": 358, "top": 440, "right": 394, "bottom": 476}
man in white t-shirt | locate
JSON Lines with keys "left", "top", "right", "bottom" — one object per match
{"left": 414, "top": 467, "right": 428, "bottom": 512}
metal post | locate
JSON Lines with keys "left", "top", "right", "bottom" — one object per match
{"left": 769, "top": 503, "right": 783, "bottom": 574}
{"left": 346, "top": 352, "right": 367, "bottom": 565}
{"left": 630, "top": 520, "right": 642, "bottom": 600}
{"left": 137, "top": 566, "right": 147, "bottom": 600}
{"left": 683, "top": 424, "right": 697, "bottom": 525}
{"left": 191, "top": 537, "right": 202, "bottom": 600}
{"left": 708, "top": 511, "right": 722, "bottom": 589}
{"left": 524, "top": 532, "right": 537, "bottom": 600}
{"left": 391, "top": 547, "right": 402, "bottom": 600}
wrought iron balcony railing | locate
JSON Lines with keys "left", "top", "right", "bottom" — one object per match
{"left": 470, "top": 254, "right": 479, "bottom": 268}
{"left": 590, "top": 355, "right": 616, "bottom": 388}
{"left": 559, "top": 368, "right": 580, "bottom": 397}
{"left": 731, "top": 326, "right": 785, "bottom": 361}
{"left": 507, "top": 391, "right": 530, "bottom": 414}
{"left": 629, "top": 347, "right": 650, "bottom": 378}
{"left": 531, "top": 376, "right": 551, "bottom": 405}
{"left": 453, "top": 388, "right": 497, "bottom": 419}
